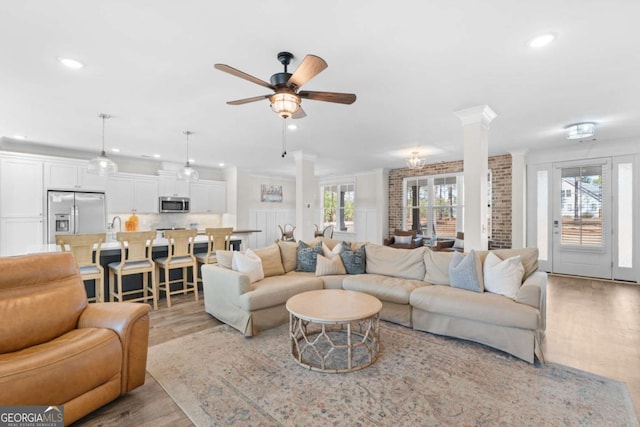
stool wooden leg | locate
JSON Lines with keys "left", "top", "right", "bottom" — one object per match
{"left": 193, "top": 262, "right": 199, "bottom": 301}
{"left": 109, "top": 269, "right": 115, "bottom": 302}
{"left": 164, "top": 265, "right": 172, "bottom": 308}
{"left": 117, "top": 273, "right": 124, "bottom": 303}
{"left": 96, "top": 276, "right": 103, "bottom": 303}
{"left": 142, "top": 270, "right": 148, "bottom": 305}
{"left": 150, "top": 268, "right": 158, "bottom": 311}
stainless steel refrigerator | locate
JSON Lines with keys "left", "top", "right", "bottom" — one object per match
{"left": 48, "top": 191, "right": 106, "bottom": 244}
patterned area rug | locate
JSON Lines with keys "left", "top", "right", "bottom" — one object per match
{"left": 147, "top": 323, "right": 638, "bottom": 426}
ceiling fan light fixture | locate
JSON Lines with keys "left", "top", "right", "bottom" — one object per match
{"left": 270, "top": 92, "right": 300, "bottom": 119}
{"left": 406, "top": 151, "right": 426, "bottom": 169}
{"left": 565, "top": 122, "right": 595, "bottom": 140}
{"left": 88, "top": 114, "right": 118, "bottom": 176}
{"left": 178, "top": 130, "right": 199, "bottom": 182}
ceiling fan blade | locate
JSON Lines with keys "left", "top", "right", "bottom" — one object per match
{"left": 214, "top": 64, "right": 275, "bottom": 90}
{"left": 292, "top": 107, "right": 306, "bottom": 119}
{"left": 226, "top": 95, "right": 270, "bottom": 105}
{"left": 287, "top": 55, "right": 328, "bottom": 89}
{"left": 298, "top": 90, "right": 357, "bottom": 105}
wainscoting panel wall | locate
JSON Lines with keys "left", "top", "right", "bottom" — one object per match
{"left": 248, "top": 209, "right": 296, "bottom": 249}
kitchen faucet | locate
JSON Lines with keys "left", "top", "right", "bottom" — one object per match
{"left": 111, "top": 216, "right": 122, "bottom": 232}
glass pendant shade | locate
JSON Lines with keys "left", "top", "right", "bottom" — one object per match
{"left": 270, "top": 92, "right": 300, "bottom": 118}
{"left": 88, "top": 114, "right": 117, "bottom": 175}
{"left": 406, "top": 151, "right": 426, "bottom": 169}
{"left": 178, "top": 130, "right": 199, "bottom": 181}
{"left": 177, "top": 162, "right": 199, "bottom": 181}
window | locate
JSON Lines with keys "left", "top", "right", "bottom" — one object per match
{"left": 403, "top": 173, "right": 464, "bottom": 239}
{"left": 322, "top": 183, "right": 355, "bottom": 232}
{"left": 560, "top": 165, "right": 603, "bottom": 246}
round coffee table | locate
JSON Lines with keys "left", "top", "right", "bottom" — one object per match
{"left": 286, "top": 289, "right": 382, "bottom": 373}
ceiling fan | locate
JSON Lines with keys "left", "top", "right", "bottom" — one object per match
{"left": 214, "top": 51, "right": 356, "bottom": 120}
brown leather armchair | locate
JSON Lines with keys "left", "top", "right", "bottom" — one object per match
{"left": 0, "top": 252, "right": 150, "bottom": 426}
{"left": 433, "top": 232, "right": 465, "bottom": 252}
{"left": 383, "top": 230, "right": 424, "bottom": 249}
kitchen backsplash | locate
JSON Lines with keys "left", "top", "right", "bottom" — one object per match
{"left": 107, "top": 213, "right": 233, "bottom": 232}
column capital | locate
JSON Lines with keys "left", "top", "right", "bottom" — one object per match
{"left": 454, "top": 105, "right": 497, "bottom": 128}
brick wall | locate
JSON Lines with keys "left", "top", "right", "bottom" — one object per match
{"left": 388, "top": 154, "right": 512, "bottom": 249}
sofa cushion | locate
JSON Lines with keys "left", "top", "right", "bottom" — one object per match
{"left": 238, "top": 274, "right": 323, "bottom": 311}
{"left": 277, "top": 240, "right": 298, "bottom": 273}
{"left": 315, "top": 254, "right": 346, "bottom": 276}
{"left": 365, "top": 243, "right": 426, "bottom": 280}
{"left": 0, "top": 328, "right": 122, "bottom": 405}
{"left": 410, "top": 285, "right": 539, "bottom": 330}
{"left": 253, "top": 244, "right": 285, "bottom": 278}
{"left": 340, "top": 244, "right": 366, "bottom": 274}
{"left": 342, "top": 274, "right": 428, "bottom": 304}
{"left": 483, "top": 252, "right": 524, "bottom": 299}
{"left": 296, "top": 241, "right": 323, "bottom": 272}
{"left": 449, "top": 249, "right": 484, "bottom": 293}
{"left": 424, "top": 250, "right": 454, "bottom": 285}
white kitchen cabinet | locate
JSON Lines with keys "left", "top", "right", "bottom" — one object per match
{"left": 0, "top": 157, "right": 44, "bottom": 217}
{"left": 190, "top": 180, "right": 226, "bottom": 213}
{"left": 158, "top": 171, "right": 190, "bottom": 197}
{"left": 107, "top": 173, "right": 158, "bottom": 213}
{"left": 44, "top": 160, "right": 107, "bottom": 191}
{"left": 0, "top": 217, "right": 44, "bottom": 257}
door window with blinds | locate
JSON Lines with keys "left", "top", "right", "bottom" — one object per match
{"left": 559, "top": 165, "right": 604, "bottom": 247}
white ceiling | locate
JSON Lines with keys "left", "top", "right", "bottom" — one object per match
{"left": 1, "top": 0, "right": 639, "bottom": 178}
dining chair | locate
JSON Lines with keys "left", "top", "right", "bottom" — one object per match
{"left": 56, "top": 233, "right": 106, "bottom": 303}
{"left": 278, "top": 224, "right": 296, "bottom": 241}
{"left": 154, "top": 229, "right": 198, "bottom": 308}
{"left": 314, "top": 224, "right": 334, "bottom": 238}
{"left": 108, "top": 231, "right": 157, "bottom": 309}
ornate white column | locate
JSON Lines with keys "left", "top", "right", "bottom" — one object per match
{"left": 294, "top": 151, "right": 317, "bottom": 242}
{"left": 454, "top": 105, "right": 497, "bottom": 251}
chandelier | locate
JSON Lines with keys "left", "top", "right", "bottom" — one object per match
{"left": 177, "top": 131, "right": 199, "bottom": 181}
{"left": 406, "top": 151, "right": 426, "bottom": 169}
{"left": 87, "top": 114, "right": 118, "bottom": 176}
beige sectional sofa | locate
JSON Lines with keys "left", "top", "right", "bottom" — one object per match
{"left": 201, "top": 238, "right": 546, "bottom": 364}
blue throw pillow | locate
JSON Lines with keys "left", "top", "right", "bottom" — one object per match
{"left": 340, "top": 243, "right": 366, "bottom": 274}
{"left": 296, "top": 241, "right": 323, "bottom": 272}
{"left": 448, "top": 249, "right": 484, "bottom": 293}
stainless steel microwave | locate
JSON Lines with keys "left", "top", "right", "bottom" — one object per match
{"left": 159, "top": 196, "right": 190, "bottom": 213}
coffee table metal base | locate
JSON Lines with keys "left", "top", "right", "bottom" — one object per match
{"left": 289, "top": 313, "right": 380, "bottom": 373}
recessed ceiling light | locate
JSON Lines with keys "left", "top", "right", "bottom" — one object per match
{"left": 218, "top": 162, "right": 225, "bottom": 167}
{"left": 288, "top": 124, "right": 298, "bottom": 130}
{"left": 111, "top": 148, "right": 120, "bottom": 153}
{"left": 12, "top": 135, "right": 26, "bottom": 140}
{"left": 153, "top": 154, "right": 161, "bottom": 158}
{"left": 57, "top": 57, "right": 85, "bottom": 69}
{"left": 528, "top": 33, "right": 556, "bottom": 48}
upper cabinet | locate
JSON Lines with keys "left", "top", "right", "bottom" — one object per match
{"left": 107, "top": 173, "right": 159, "bottom": 214}
{"left": 0, "top": 156, "right": 43, "bottom": 218}
{"left": 44, "top": 160, "right": 107, "bottom": 191}
{"left": 158, "top": 171, "right": 190, "bottom": 197}
{"left": 190, "top": 180, "right": 226, "bottom": 213}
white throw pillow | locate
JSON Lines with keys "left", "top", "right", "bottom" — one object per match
{"left": 394, "top": 235, "right": 412, "bottom": 245}
{"left": 483, "top": 252, "right": 525, "bottom": 299}
{"left": 232, "top": 248, "right": 264, "bottom": 283}
{"left": 315, "top": 254, "right": 346, "bottom": 276}
{"left": 322, "top": 241, "right": 343, "bottom": 258}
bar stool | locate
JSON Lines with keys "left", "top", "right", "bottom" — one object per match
{"left": 155, "top": 229, "right": 198, "bottom": 308}
{"left": 108, "top": 231, "right": 157, "bottom": 309}
{"left": 56, "top": 233, "right": 106, "bottom": 303}
{"left": 196, "top": 227, "right": 233, "bottom": 284}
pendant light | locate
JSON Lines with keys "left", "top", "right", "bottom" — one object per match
{"left": 406, "top": 151, "right": 426, "bottom": 169}
{"left": 177, "top": 130, "right": 199, "bottom": 181}
{"left": 88, "top": 113, "right": 118, "bottom": 175}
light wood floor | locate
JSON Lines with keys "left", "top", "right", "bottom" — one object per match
{"left": 73, "top": 276, "right": 640, "bottom": 426}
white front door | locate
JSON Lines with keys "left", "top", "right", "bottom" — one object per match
{"left": 551, "top": 159, "right": 612, "bottom": 279}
